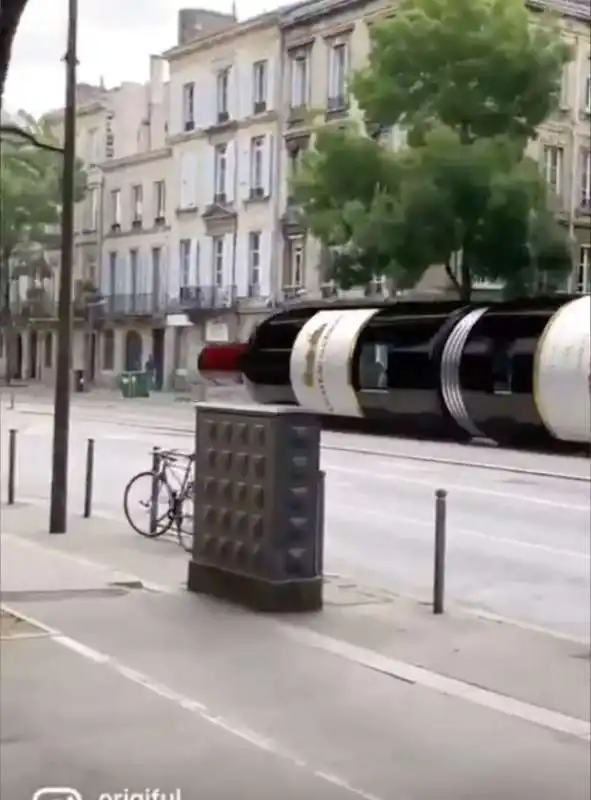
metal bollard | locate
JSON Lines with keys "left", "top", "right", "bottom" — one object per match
{"left": 149, "top": 447, "right": 161, "bottom": 534}
{"left": 432, "top": 488, "right": 448, "bottom": 615}
{"left": 83, "top": 438, "right": 95, "bottom": 518}
{"left": 7, "top": 428, "right": 16, "bottom": 505}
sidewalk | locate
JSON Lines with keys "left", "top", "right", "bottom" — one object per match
{"left": 2, "top": 501, "right": 590, "bottom": 800}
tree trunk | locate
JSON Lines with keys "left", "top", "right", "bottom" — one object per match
{"left": 459, "top": 231, "right": 474, "bottom": 302}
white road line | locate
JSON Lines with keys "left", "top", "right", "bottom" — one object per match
{"left": 328, "top": 500, "right": 590, "bottom": 561}
{"left": 279, "top": 624, "right": 591, "bottom": 742}
{"left": 326, "top": 463, "right": 591, "bottom": 512}
{"left": 1, "top": 604, "right": 383, "bottom": 800}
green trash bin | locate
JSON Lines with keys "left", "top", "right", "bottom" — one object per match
{"left": 119, "top": 371, "right": 150, "bottom": 398}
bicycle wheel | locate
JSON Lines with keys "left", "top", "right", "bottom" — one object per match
{"left": 123, "top": 471, "right": 174, "bottom": 537}
{"left": 175, "top": 484, "right": 195, "bottom": 553}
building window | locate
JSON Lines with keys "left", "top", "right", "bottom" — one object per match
{"left": 84, "top": 186, "right": 98, "bottom": 231}
{"left": 250, "top": 136, "right": 264, "bottom": 197}
{"left": 290, "top": 240, "right": 304, "bottom": 286}
{"left": 253, "top": 60, "right": 267, "bottom": 113}
{"left": 212, "top": 236, "right": 224, "bottom": 288}
{"left": 151, "top": 247, "right": 161, "bottom": 304}
{"left": 248, "top": 232, "right": 261, "bottom": 295}
{"left": 153, "top": 180, "right": 165, "bottom": 221}
{"left": 129, "top": 249, "right": 138, "bottom": 299}
{"left": 216, "top": 67, "right": 230, "bottom": 122}
{"left": 290, "top": 52, "right": 309, "bottom": 108}
{"left": 102, "top": 329, "right": 115, "bottom": 370}
{"left": 108, "top": 251, "right": 117, "bottom": 297}
{"left": 214, "top": 144, "right": 227, "bottom": 202}
{"left": 327, "top": 40, "right": 348, "bottom": 109}
{"left": 173, "top": 327, "right": 187, "bottom": 370}
{"left": 105, "top": 112, "right": 115, "bottom": 158}
{"left": 180, "top": 239, "right": 191, "bottom": 287}
{"left": 575, "top": 245, "right": 590, "bottom": 294}
{"left": 86, "top": 127, "right": 99, "bottom": 165}
{"left": 581, "top": 148, "right": 591, "bottom": 210}
{"left": 110, "top": 189, "right": 121, "bottom": 229}
{"left": 543, "top": 146, "right": 564, "bottom": 197}
{"left": 584, "top": 55, "right": 590, "bottom": 113}
{"left": 131, "top": 184, "right": 142, "bottom": 226}
{"left": 194, "top": 240, "right": 201, "bottom": 285}
{"left": 560, "top": 64, "right": 569, "bottom": 108}
{"left": 44, "top": 332, "right": 53, "bottom": 368}
{"left": 182, "top": 82, "right": 195, "bottom": 131}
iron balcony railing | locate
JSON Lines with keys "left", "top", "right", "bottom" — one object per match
{"left": 103, "top": 292, "right": 166, "bottom": 316}
{"left": 169, "top": 285, "right": 238, "bottom": 313}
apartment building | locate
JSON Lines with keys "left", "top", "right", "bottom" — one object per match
{"left": 163, "top": 11, "right": 282, "bottom": 385}
{"left": 278, "top": 0, "right": 591, "bottom": 298}
{"left": 97, "top": 58, "right": 171, "bottom": 389}
{"left": 528, "top": 6, "right": 591, "bottom": 293}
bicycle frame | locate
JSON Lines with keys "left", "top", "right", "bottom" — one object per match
{"left": 158, "top": 451, "right": 194, "bottom": 532}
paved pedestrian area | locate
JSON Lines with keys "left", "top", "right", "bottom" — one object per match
{"left": 1, "top": 523, "right": 590, "bottom": 800}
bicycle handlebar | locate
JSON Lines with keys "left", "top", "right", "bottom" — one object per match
{"left": 153, "top": 448, "right": 195, "bottom": 463}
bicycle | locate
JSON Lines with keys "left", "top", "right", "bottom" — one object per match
{"left": 123, "top": 448, "right": 195, "bottom": 552}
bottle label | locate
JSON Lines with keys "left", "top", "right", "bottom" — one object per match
{"left": 533, "top": 294, "right": 590, "bottom": 444}
{"left": 290, "top": 308, "right": 380, "bottom": 416}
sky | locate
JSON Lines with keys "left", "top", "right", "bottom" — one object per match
{"left": 5, "top": 0, "right": 273, "bottom": 117}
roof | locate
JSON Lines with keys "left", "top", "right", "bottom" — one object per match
{"left": 281, "top": 0, "right": 591, "bottom": 27}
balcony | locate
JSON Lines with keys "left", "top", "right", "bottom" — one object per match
{"left": 168, "top": 285, "right": 237, "bottom": 319}
{"left": 10, "top": 287, "right": 57, "bottom": 320}
{"left": 104, "top": 293, "right": 165, "bottom": 317}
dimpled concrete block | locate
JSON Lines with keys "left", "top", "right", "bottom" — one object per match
{"left": 188, "top": 402, "right": 323, "bottom": 612}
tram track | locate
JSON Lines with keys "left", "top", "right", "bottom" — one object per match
{"left": 9, "top": 403, "right": 589, "bottom": 483}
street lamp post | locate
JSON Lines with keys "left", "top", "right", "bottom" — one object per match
{"left": 49, "top": 0, "right": 78, "bottom": 533}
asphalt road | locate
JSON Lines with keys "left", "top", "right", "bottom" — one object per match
{"left": 1, "top": 403, "right": 589, "bottom": 639}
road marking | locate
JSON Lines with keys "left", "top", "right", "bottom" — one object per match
{"left": 1, "top": 603, "right": 383, "bottom": 800}
{"left": 326, "top": 462, "right": 591, "bottom": 512}
{"left": 279, "top": 624, "right": 591, "bottom": 742}
{"left": 329, "top": 499, "right": 590, "bottom": 561}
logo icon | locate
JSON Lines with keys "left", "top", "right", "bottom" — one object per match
{"left": 32, "top": 789, "right": 83, "bottom": 800}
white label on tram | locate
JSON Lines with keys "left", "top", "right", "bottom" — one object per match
{"left": 290, "top": 308, "right": 381, "bottom": 417}
{"left": 534, "top": 295, "right": 591, "bottom": 444}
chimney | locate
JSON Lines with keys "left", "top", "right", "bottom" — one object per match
{"left": 177, "top": 8, "right": 236, "bottom": 45}
{"left": 149, "top": 55, "right": 165, "bottom": 106}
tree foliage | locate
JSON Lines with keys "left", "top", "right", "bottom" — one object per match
{"left": 293, "top": 0, "right": 573, "bottom": 298}
{"left": 352, "top": 0, "right": 571, "bottom": 145}
{"left": 0, "top": 112, "right": 87, "bottom": 269}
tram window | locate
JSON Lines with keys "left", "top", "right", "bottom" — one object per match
{"left": 359, "top": 343, "right": 388, "bottom": 390}
{"left": 492, "top": 341, "right": 512, "bottom": 395}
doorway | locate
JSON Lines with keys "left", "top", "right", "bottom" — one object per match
{"left": 29, "top": 331, "right": 38, "bottom": 379}
{"left": 124, "top": 330, "right": 143, "bottom": 371}
{"left": 151, "top": 328, "right": 164, "bottom": 390}
{"left": 13, "top": 333, "right": 23, "bottom": 380}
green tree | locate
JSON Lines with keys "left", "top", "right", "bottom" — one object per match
{"left": 0, "top": 112, "right": 87, "bottom": 379}
{"left": 293, "top": 125, "right": 410, "bottom": 288}
{"left": 388, "top": 126, "right": 572, "bottom": 298}
{"left": 352, "top": 0, "right": 571, "bottom": 145}
{"left": 293, "top": 0, "right": 573, "bottom": 298}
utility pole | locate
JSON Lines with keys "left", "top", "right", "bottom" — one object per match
{"left": 49, "top": 0, "right": 78, "bottom": 533}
